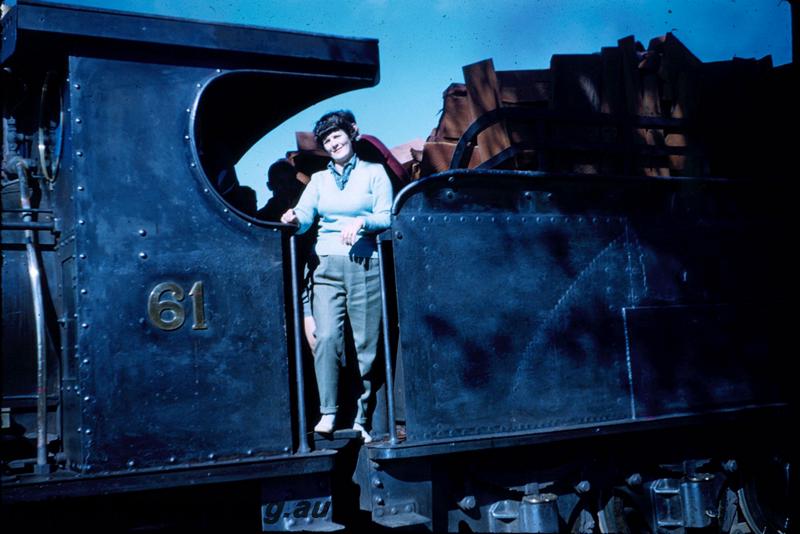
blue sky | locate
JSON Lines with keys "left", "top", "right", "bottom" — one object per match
{"left": 10, "top": 1, "right": 793, "bottom": 205}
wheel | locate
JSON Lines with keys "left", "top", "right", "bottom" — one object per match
{"left": 737, "top": 456, "right": 791, "bottom": 534}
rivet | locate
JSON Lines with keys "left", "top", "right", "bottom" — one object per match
{"left": 223, "top": 208, "right": 229, "bottom": 213}
{"left": 73, "top": 83, "right": 80, "bottom": 89}
{"left": 247, "top": 222, "right": 252, "bottom": 227}
{"left": 81, "top": 323, "right": 89, "bottom": 329}
{"left": 395, "top": 231, "right": 403, "bottom": 240}
{"left": 184, "top": 135, "right": 190, "bottom": 140}
{"left": 521, "top": 217, "right": 527, "bottom": 223}
{"left": 373, "top": 496, "right": 384, "bottom": 505}
{"left": 283, "top": 446, "right": 290, "bottom": 453}
{"left": 77, "top": 427, "right": 82, "bottom": 432}
{"left": 77, "top": 185, "right": 84, "bottom": 191}
{"left": 371, "top": 477, "right": 382, "bottom": 488}
{"left": 82, "top": 358, "right": 89, "bottom": 365}
{"left": 246, "top": 449, "right": 254, "bottom": 455}
{"left": 285, "top": 518, "right": 295, "bottom": 527}
{"left": 190, "top": 162, "right": 196, "bottom": 167}
{"left": 80, "top": 289, "right": 87, "bottom": 295}
{"left": 626, "top": 473, "right": 642, "bottom": 486}
{"left": 139, "top": 252, "right": 148, "bottom": 259}
{"left": 78, "top": 219, "right": 85, "bottom": 225}
{"left": 196, "top": 83, "right": 201, "bottom": 88}
{"left": 85, "top": 428, "right": 92, "bottom": 434}
{"left": 411, "top": 216, "right": 416, "bottom": 222}
{"left": 75, "top": 117, "right": 82, "bottom": 124}
{"left": 186, "top": 108, "right": 191, "bottom": 113}
{"left": 216, "top": 68, "right": 222, "bottom": 73}
{"left": 208, "top": 453, "right": 215, "bottom": 460}
{"left": 137, "top": 229, "right": 147, "bottom": 236}
{"left": 305, "top": 517, "right": 313, "bottom": 524}
{"left": 575, "top": 480, "right": 591, "bottom": 494}
{"left": 79, "top": 253, "right": 87, "bottom": 259}
{"left": 390, "top": 507, "right": 398, "bottom": 515}
{"left": 405, "top": 504, "right": 413, "bottom": 512}
{"left": 76, "top": 150, "right": 83, "bottom": 157}
{"left": 203, "top": 188, "right": 209, "bottom": 193}
{"left": 127, "top": 460, "right": 135, "bottom": 468}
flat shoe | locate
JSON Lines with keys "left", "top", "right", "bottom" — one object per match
{"left": 353, "top": 423, "right": 372, "bottom": 443}
{"left": 314, "top": 414, "right": 335, "bottom": 434}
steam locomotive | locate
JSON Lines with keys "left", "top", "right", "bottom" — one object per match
{"left": 2, "top": 2, "right": 793, "bottom": 532}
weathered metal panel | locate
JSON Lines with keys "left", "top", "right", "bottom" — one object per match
{"left": 66, "top": 54, "right": 293, "bottom": 471}
{"left": 393, "top": 184, "right": 633, "bottom": 442}
{"left": 391, "top": 171, "right": 786, "bottom": 445}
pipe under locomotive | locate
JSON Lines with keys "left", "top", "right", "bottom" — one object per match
{"left": 2, "top": 1, "right": 794, "bottom": 532}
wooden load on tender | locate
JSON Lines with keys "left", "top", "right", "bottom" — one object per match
{"left": 414, "top": 32, "right": 785, "bottom": 180}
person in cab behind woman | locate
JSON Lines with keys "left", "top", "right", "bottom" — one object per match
{"left": 281, "top": 112, "right": 393, "bottom": 443}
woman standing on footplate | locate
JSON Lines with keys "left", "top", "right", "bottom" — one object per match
{"left": 281, "top": 112, "right": 393, "bottom": 443}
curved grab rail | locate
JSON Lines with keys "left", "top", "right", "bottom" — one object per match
{"left": 449, "top": 107, "right": 694, "bottom": 171}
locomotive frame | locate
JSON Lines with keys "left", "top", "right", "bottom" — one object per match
{"left": 2, "top": 1, "right": 794, "bottom": 533}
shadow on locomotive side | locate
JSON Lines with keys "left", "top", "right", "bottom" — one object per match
{"left": 1, "top": 1, "right": 794, "bottom": 533}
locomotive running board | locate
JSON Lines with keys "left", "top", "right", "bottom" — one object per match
{"left": 365, "top": 404, "right": 788, "bottom": 461}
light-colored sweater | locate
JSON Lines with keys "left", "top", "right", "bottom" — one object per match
{"left": 294, "top": 158, "right": 393, "bottom": 257}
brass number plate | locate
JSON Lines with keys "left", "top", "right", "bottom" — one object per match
{"left": 147, "top": 281, "right": 208, "bottom": 331}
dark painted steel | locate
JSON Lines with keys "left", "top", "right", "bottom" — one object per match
{"left": 366, "top": 405, "right": 788, "bottom": 461}
{"left": 2, "top": 0, "right": 380, "bottom": 484}
{"left": 2, "top": 450, "right": 336, "bottom": 502}
{"left": 377, "top": 235, "right": 398, "bottom": 444}
{"left": 3, "top": 1, "right": 379, "bottom": 75}
{"left": 390, "top": 169, "right": 786, "bottom": 446}
{"left": 290, "top": 234, "right": 310, "bottom": 454}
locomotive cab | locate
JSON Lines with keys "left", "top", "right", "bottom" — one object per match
{"left": 2, "top": 1, "right": 378, "bottom": 529}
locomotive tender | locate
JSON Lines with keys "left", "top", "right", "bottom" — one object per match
{"left": 1, "top": 1, "right": 793, "bottom": 532}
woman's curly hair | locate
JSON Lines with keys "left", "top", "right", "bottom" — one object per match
{"left": 313, "top": 113, "right": 356, "bottom": 146}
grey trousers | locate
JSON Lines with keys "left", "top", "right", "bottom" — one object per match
{"left": 312, "top": 254, "right": 382, "bottom": 425}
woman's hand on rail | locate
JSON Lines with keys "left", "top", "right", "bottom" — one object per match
{"left": 280, "top": 209, "right": 299, "bottom": 225}
{"left": 341, "top": 217, "right": 365, "bottom": 246}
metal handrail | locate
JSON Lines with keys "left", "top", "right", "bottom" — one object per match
{"left": 1, "top": 221, "right": 56, "bottom": 231}
{"left": 289, "top": 234, "right": 310, "bottom": 454}
{"left": 377, "top": 235, "right": 398, "bottom": 444}
{"left": 450, "top": 107, "right": 694, "bottom": 170}
{"left": 16, "top": 160, "right": 50, "bottom": 474}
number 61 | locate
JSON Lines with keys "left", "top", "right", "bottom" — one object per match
{"left": 147, "top": 281, "right": 207, "bottom": 331}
